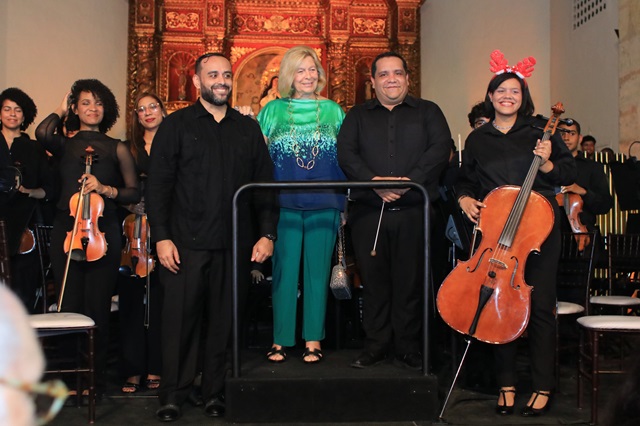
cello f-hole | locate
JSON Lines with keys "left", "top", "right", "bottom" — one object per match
{"left": 467, "top": 248, "right": 492, "bottom": 273}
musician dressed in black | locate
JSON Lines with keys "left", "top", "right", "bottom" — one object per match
{"left": 456, "top": 52, "right": 576, "bottom": 417}
{"left": 557, "top": 118, "right": 613, "bottom": 232}
{"left": 0, "top": 87, "right": 53, "bottom": 310}
{"left": 36, "top": 79, "right": 139, "bottom": 386}
{"left": 338, "top": 52, "right": 452, "bottom": 371}
{"left": 117, "top": 93, "right": 165, "bottom": 394}
{"left": 147, "top": 53, "right": 278, "bottom": 422}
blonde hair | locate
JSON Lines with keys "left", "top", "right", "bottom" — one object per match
{"left": 277, "top": 46, "right": 327, "bottom": 98}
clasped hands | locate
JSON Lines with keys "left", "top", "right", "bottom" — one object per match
{"left": 372, "top": 176, "right": 411, "bottom": 203}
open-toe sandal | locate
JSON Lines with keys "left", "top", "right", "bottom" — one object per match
{"left": 145, "top": 378, "right": 161, "bottom": 389}
{"left": 302, "top": 348, "right": 323, "bottom": 364}
{"left": 266, "top": 346, "right": 287, "bottom": 363}
{"left": 121, "top": 382, "right": 140, "bottom": 394}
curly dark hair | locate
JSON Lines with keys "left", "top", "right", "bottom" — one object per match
{"left": 0, "top": 87, "right": 37, "bottom": 130}
{"left": 68, "top": 79, "right": 119, "bottom": 133}
{"left": 467, "top": 101, "right": 491, "bottom": 128}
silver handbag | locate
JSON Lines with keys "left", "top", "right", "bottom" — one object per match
{"left": 330, "top": 224, "right": 351, "bottom": 300}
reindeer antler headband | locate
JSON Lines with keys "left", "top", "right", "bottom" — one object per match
{"left": 489, "top": 50, "right": 536, "bottom": 79}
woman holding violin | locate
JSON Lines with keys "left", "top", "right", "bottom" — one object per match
{"left": 36, "top": 79, "right": 139, "bottom": 385}
{"left": 117, "top": 92, "right": 164, "bottom": 394}
{"left": 454, "top": 51, "right": 576, "bottom": 417}
{"left": 0, "top": 87, "right": 53, "bottom": 311}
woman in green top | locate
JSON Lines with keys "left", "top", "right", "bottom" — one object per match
{"left": 257, "top": 46, "right": 346, "bottom": 364}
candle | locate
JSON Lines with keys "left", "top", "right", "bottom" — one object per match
{"left": 458, "top": 134, "right": 462, "bottom": 164}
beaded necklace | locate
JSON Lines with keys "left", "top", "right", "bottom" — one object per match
{"left": 288, "top": 95, "right": 321, "bottom": 170}
{"left": 492, "top": 120, "right": 514, "bottom": 131}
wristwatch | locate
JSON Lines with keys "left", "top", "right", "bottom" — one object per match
{"left": 263, "top": 234, "right": 277, "bottom": 242}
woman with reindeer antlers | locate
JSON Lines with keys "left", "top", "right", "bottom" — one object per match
{"left": 454, "top": 50, "right": 576, "bottom": 417}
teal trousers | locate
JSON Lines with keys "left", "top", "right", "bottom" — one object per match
{"left": 271, "top": 208, "right": 340, "bottom": 346}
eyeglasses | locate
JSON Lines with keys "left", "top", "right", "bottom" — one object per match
{"left": 474, "top": 119, "right": 489, "bottom": 129}
{"left": 0, "top": 378, "right": 69, "bottom": 425}
{"left": 136, "top": 103, "right": 160, "bottom": 114}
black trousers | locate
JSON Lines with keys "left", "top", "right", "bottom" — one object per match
{"left": 50, "top": 209, "right": 121, "bottom": 380}
{"left": 348, "top": 203, "right": 424, "bottom": 355}
{"left": 157, "top": 246, "right": 250, "bottom": 406}
{"left": 494, "top": 204, "right": 561, "bottom": 391}
{"left": 118, "top": 270, "right": 162, "bottom": 379}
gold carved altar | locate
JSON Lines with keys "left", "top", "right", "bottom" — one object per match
{"left": 126, "top": 0, "right": 424, "bottom": 125}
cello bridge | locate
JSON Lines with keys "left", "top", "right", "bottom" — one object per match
{"left": 489, "top": 258, "right": 507, "bottom": 269}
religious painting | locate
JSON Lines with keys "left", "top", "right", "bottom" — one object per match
{"left": 232, "top": 47, "right": 287, "bottom": 115}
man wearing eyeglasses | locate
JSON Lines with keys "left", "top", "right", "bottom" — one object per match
{"left": 467, "top": 101, "right": 492, "bottom": 130}
{"left": 557, "top": 119, "right": 613, "bottom": 233}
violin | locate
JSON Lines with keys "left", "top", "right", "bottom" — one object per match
{"left": 119, "top": 212, "right": 155, "bottom": 278}
{"left": 436, "top": 103, "right": 564, "bottom": 344}
{"left": 18, "top": 228, "right": 36, "bottom": 254}
{"left": 555, "top": 192, "right": 590, "bottom": 251}
{"left": 63, "top": 146, "right": 107, "bottom": 262}
{"left": 10, "top": 164, "right": 37, "bottom": 255}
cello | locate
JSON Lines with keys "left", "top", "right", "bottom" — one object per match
{"left": 555, "top": 191, "right": 590, "bottom": 251}
{"left": 436, "top": 103, "right": 565, "bottom": 345}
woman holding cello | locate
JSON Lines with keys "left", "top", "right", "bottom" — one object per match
{"left": 36, "top": 79, "right": 139, "bottom": 387}
{"left": 453, "top": 51, "right": 576, "bottom": 417}
{"left": 118, "top": 92, "right": 164, "bottom": 394}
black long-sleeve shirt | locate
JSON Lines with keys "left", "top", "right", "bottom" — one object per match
{"left": 0, "top": 133, "right": 55, "bottom": 201}
{"left": 456, "top": 115, "right": 577, "bottom": 201}
{"left": 146, "top": 99, "right": 278, "bottom": 250}
{"left": 337, "top": 95, "right": 452, "bottom": 206}
{"left": 35, "top": 113, "right": 139, "bottom": 211}
{"left": 573, "top": 155, "right": 613, "bottom": 230}
{"left": 1, "top": 132, "right": 55, "bottom": 254}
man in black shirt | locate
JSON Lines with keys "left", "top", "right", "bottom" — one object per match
{"left": 557, "top": 119, "right": 613, "bottom": 232}
{"left": 147, "top": 53, "right": 278, "bottom": 422}
{"left": 337, "top": 51, "right": 452, "bottom": 370}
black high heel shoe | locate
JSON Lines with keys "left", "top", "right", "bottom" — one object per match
{"left": 495, "top": 388, "right": 516, "bottom": 415}
{"left": 521, "top": 390, "right": 552, "bottom": 417}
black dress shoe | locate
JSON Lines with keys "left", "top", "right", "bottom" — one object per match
{"left": 521, "top": 391, "right": 552, "bottom": 417}
{"left": 156, "top": 404, "right": 181, "bottom": 422}
{"left": 204, "top": 394, "right": 225, "bottom": 417}
{"left": 495, "top": 388, "right": 516, "bottom": 415}
{"left": 350, "top": 351, "right": 386, "bottom": 369}
{"left": 394, "top": 352, "right": 422, "bottom": 370}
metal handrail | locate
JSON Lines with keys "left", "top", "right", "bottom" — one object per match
{"left": 232, "top": 181, "right": 431, "bottom": 377}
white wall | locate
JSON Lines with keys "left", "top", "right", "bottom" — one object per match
{"left": 421, "top": 0, "right": 552, "bottom": 146}
{"left": 0, "top": 0, "right": 129, "bottom": 139}
{"left": 551, "top": 0, "right": 619, "bottom": 149}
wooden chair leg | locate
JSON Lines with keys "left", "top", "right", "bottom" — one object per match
{"left": 577, "top": 327, "right": 584, "bottom": 409}
{"left": 88, "top": 328, "right": 96, "bottom": 424}
{"left": 591, "top": 331, "right": 599, "bottom": 425}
